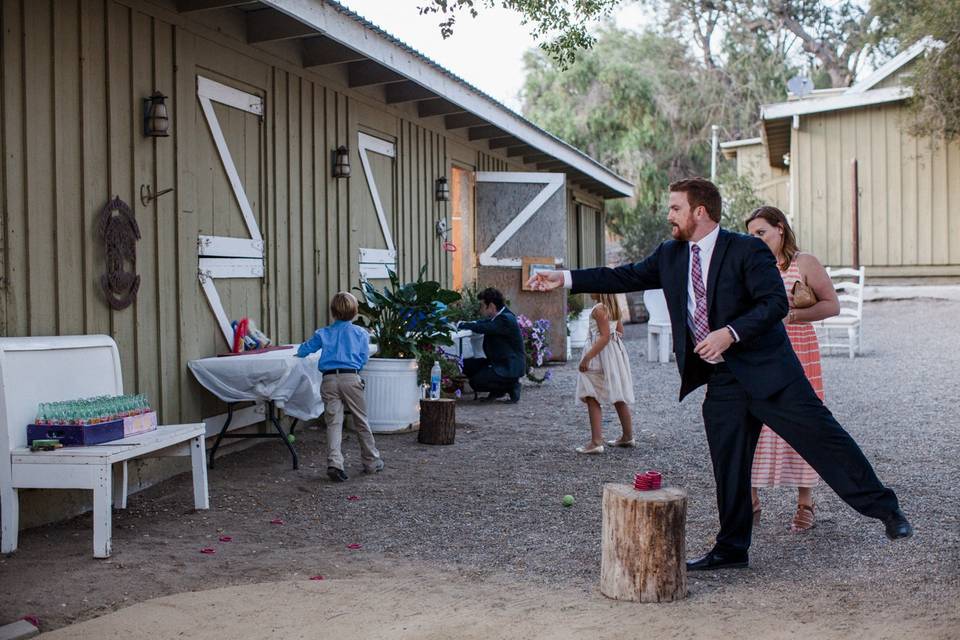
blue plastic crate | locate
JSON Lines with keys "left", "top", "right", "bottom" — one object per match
{"left": 27, "top": 419, "right": 125, "bottom": 447}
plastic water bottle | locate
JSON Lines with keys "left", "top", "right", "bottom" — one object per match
{"left": 429, "top": 361, "right": 442, "bottom": 399}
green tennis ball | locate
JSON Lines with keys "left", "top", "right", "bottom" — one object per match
{"left": 562, "top": 495, "right": 574, "bottom": 507}
{"left": 287, "top": 434, "right": 296, "bottom": 443}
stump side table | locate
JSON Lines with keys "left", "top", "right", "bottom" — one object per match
{"left": 600, "top": 484, "right": 688, "bottom": 603}
{"left": 418, "top": 398, "right": 456, "bottom": 445}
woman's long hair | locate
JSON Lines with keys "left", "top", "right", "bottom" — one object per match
{"left": 744, "top": 206, "right": 799, "bottom": 272}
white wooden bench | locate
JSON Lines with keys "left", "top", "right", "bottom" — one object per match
{"left": 0, "top": 335, "right": 208, "bottom": 558}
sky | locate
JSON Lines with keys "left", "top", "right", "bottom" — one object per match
{"left": 337, "top": 0, "right": 650, "bottom": 113}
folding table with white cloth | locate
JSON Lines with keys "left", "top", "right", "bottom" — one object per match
{"left": 187, "top": 347, "right": 324, "bottom": 470}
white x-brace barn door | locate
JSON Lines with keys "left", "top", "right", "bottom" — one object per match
{"left": 475, "top": 172, "right": 566, "bottom": 267}
{"left": 357, "top": 131, "right": 396, "bottom": 280}
{"left": 195, "top": 76, "right": 265, "bottom": 346}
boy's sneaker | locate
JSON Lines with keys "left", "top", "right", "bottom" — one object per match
{"left": 364, "top": 458, "right": 385, "bottom": 474}
{"left": 327, "top": 467, "right": 348, "bottom": 482}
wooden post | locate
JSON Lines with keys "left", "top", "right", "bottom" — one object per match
{"left": 600, "top": 484, "right": 687, "bottom": 603}
{"left": 417, "top": 398, "right": 456, "bottom": 445}
{"left": 851, "top": 158, "right": 860, "bottom": 269}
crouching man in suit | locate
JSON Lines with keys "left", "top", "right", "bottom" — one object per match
{"left": 459, "top": 287, "right": 526, "bottom": 403}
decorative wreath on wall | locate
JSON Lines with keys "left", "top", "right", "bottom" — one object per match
{"left": 97, "top": 196, "right": 141, "bottom": 310}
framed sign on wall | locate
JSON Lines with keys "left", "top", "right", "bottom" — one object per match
{"left": 521, "top": 256, "right": 558, "bottom": 291}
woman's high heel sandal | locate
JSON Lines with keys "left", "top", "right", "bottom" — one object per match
{"left": 790, "top": 503, "right": 815, "bottom": 532}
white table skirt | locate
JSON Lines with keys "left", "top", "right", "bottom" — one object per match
{"left": 187, "top": 347, "right": 324, "bottom": 421}
{"left": 441, "top": 329, "right": 485, "bottom": 360}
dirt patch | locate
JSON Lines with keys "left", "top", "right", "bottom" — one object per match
{"left": 36, "top": 568, "right": 960, "bottom": 640}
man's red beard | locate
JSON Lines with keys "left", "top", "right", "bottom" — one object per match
{"left": 670, "top": 220, "right": 694, "bottom": 241}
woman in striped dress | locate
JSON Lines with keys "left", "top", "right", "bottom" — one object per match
{"left": 745, "top": 206, "right": 840, "bottom": 532}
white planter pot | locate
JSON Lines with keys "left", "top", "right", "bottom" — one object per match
{"left": 567, "top": 309, "right": 591, "bottom": 350}
{"left": 360, "top": 357, "right": 420, "bottom": 433}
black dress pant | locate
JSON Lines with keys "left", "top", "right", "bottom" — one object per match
{"left": 702, "top": 364, "right": 900, "bottom": 554}
{"left": 463, "top": 357, "right": 517, "bottom": 394}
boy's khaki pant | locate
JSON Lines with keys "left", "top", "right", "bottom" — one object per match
{"left": 320, "top": 372, "right": 380, "bottom": 472}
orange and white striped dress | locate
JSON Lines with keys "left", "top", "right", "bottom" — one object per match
{"left": 751, "top": 258, "right": 821, "bottom": 488}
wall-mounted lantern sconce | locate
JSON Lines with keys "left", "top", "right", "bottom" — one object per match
{"left": 435, "top": 176, "right": 450, "bottom": 202}
{"left": 332, "top": 146, "right": 351, "bottom": 178}
{"left": 143, "top": 92, "right": 170, "bottom": 137}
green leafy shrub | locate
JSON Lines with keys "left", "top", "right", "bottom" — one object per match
{"left": 354, "top": 266, "right": 461, "bottom": 359}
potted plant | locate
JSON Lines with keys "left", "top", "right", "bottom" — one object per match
{"left": 567, "top": 293, "right": 590, "bottom": 355}
{"left": 417, "top": 346, "right": 466, "bottom": 398}
{"left": 355, "top": 267, "right": 461, "bottom": 433}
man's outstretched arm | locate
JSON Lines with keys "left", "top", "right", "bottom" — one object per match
{"left": 528, "top": 243, "right": 664, "bottom": 293}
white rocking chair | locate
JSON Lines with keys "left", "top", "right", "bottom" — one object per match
{"left": 814, "top": 266, "right": 865, "bottom": 359}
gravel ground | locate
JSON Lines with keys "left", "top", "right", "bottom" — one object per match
{"left": 1, "top": 299, "right": 958, "bottom": 635}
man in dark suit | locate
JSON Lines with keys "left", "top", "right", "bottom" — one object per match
{"left": 459, "top": 288, "right": 526, "bottom": 403}
{"left": 530, "top": 178, "right": 911, "bottom": 570}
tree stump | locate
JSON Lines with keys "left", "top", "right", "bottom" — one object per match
{"left": 600, "top": 484, "right": 687, "bottom": 603}
{"left": 417, "top": 398, "right": 456, "bottom": 445}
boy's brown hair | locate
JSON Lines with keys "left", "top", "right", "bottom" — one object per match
{"left": 330, "top": 291, "right": 359, "bottom": 321}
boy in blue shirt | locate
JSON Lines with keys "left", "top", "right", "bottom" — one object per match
{"left": 297, "top": 292, "right": 383, "bottom": 482}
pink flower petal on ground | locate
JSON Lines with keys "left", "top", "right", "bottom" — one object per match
{"left": 200, "top": 547, "right": 216, "bottom": 554}
{"left": 346, "top": 543, "right": 363, "bottom": 550}
{"left": 347, "top": 495, "right": 361, "bottom": 501}
{"left": 270, "top": 518, "right": 285, "bottom": 525}
{"left": 309, "top": 575, "right": 325, "bottom": 581}
{"left": 20, "top": 616, "right": 40, "bottom": 629}
{"left": 218, "top": 535, "right": 233, "bottom": 542}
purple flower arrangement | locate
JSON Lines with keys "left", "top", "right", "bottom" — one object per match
{"left": 517, "top": 314, "right": 553, "bottom": 384}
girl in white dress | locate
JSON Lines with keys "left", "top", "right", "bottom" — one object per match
{"left": 575, "top": 293, "right": 635, "bottom": 454}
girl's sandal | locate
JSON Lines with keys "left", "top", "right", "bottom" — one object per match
{"left": 790, "top": 504, "right": 816, "bottom": 532}
{"left": 575, "top": 443, "right": 605, "bottom": 454}
{"left": 605, "top": 437, "right": 636, "bottom": 448}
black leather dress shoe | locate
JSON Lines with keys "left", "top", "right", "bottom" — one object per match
{"left": 884, "top": 508, "right": 914, "bottom": 540}
{"left": 686, "top": 549, "right": 749, "bottom": 571}
{"left": 507, "top": 382, "right": 521, "bottom": 403}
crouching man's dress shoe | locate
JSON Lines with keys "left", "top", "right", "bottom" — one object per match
{"left": 686, "top": 549, "right": 749, "bottom": 571}
{"left": 884, "top": 508, "right": 913, "bottom": 540}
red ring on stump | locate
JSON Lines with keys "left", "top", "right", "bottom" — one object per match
{"left": 634, "top": 470, "right": 662, "bottom": 491}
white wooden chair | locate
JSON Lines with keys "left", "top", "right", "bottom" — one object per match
{"left": 814, "top": 267, "right": 865, "bottom": 358}
{"left": 643, "top": 289, "right": 673, "bottom": 363}
{"left": 0, "top": 335, "right": 208, "bottom": 558}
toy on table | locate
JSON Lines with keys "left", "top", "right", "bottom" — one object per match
{"left": 30, "top": 439, "right": 63, "bottom": 452}
{"left": 231, "top": 317, "right": 273, "bottom": 353}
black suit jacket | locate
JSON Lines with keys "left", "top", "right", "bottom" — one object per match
{"left": 572, "top": 229, "right": 803, "bottom": 400}
{"left": 460, "top": 307, "right": 527, "bottom": 379}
